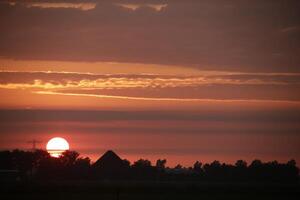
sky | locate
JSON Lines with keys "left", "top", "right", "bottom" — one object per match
{"left": 0, "top": 0, "right": 300, "bottom": 166}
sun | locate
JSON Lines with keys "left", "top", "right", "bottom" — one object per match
{"left": 46, "top": 137, "right": 70, "bottom": 157}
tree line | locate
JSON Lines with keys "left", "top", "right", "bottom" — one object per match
{"left": 0, "top": 149, "right": 298, "bottom": 182}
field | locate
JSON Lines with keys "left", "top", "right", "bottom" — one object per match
{"left": 2, "top": 181, "right": 299, "bottom": 200}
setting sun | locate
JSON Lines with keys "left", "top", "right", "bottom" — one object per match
{"left": 46, "top": 137, "right": 70, "bottom": 157}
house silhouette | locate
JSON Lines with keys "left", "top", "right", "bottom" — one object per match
{"left": 92, "top": 150, "right": 130, "bottom": 179}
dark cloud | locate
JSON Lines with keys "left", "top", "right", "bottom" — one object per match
{"left": 1, "top": 109, "right": 299, "bottom": 123}
{"left": 0, "top": 118, "right": 299, "bottom": 136}
{"left": 0, "top": 0, "right": 300, "bottom": 72}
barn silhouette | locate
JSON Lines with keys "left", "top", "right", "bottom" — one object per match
{"left": 92, "top": 150, "right": 130, "bottom": 179}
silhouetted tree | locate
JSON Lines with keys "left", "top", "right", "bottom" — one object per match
{"left": 0, "top": 150, "right": 298, "bottom": 182}
{"left": 132, "top": 159, "right": 151, "bottom": 168}
{"left": 193, "top": 161, "right": 203, "bottom": 174}
{"left": 132, "top": 159, "right": 156, "bottom": 179}
{"left": 175, "top": 164, "right": 183, "bottom": 169}
{"left": 234, "top": 160, "right": 248, "bottom": 181}
{"left": 250, "top": 159, "right": 263, "bottom": 167}
{"left": 72, "top": 157, "right": 91, "bottom": 179}
{"left": 60, "top": 151, "right": 80, "bottom": 167}
{"left": 156, "top": 159, "right": 167, "bottom": 170}
{"left": 286, "top": 159, "right": 299, "bottom": 182}
{"left": 235, "top": 160, "right": 247, "bottom": 168}
{"left": 0, "top": 150, "right": 13, "bottom": 169}
{"left": 123, "top": 159, "right": 131, "bottom": 167}
{"left": 203, "top": 161, "right": 223, "bottom": 180}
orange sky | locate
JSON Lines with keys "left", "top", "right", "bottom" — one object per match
{"left": 0, "top": 0, "right": 300, "bottom": 167}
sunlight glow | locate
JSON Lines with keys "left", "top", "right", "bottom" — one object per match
{"left": 46, "top": 137, "right": 69, "bottom": 157}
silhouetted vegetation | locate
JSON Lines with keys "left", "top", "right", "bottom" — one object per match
{"left": 0, "top": 149, "right": 298, "bottom": 183}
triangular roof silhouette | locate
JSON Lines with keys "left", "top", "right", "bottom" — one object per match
{"left": 93, "top": 150, "right": 130, "bottom": 178}
{"left": 93, "top": 150, "right": 123, "bottom": 167}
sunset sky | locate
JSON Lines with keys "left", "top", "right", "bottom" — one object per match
{"left": 0, "top": 0, "right": 300, "bottom": 166}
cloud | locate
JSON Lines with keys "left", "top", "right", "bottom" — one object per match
{"left": 4, "top": 0, "right": 168, "bottom": 11}
{"left": 6, "top": 1, "right": 167, "bottom": 11}
{"left": 25, "top": 2, "right": 96, "bottom": 11}
{"left": 0, "top": 0, "right": 299, "bottom": 72}
{"left": 1, "top": 109, "right": 299, "bottom": 123}
{"left": 32, "top": 90, "right": 300, "bottom": 104}
{"left": 0, "top": 71, "right": 300, "bottom": 101}
{"left": 1, "top": 71, "right": 300, "bottom": 85}
{"left": 114, "top": 2, "right": 168, "bottom": 11}
{"left": 281, "top": 26, "right": 300, "bottom": 33}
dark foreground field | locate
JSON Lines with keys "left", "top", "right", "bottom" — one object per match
{"left": 1, "top": 181, "right": 299, "bottom": 200}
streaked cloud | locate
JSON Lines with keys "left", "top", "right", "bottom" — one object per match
{"left": 116, "top": 3, "right": 167, "bottom": 11}
{"left": 32, "top": 90, "right": 300, "bottom": 105}
{"left": 25, "top": 2, "right": 96, "bottom": 11}
{"left": 0, "top": 71, "right": 299, "bottom": 102}
{"left": 4, "top": 1, "right": 97, "bottom": 11}
{"left": 1, "top": 71, "right": 299, "bottom": 87}
{"left": 5, "top": 1, "right": 166, "bottom": 12}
